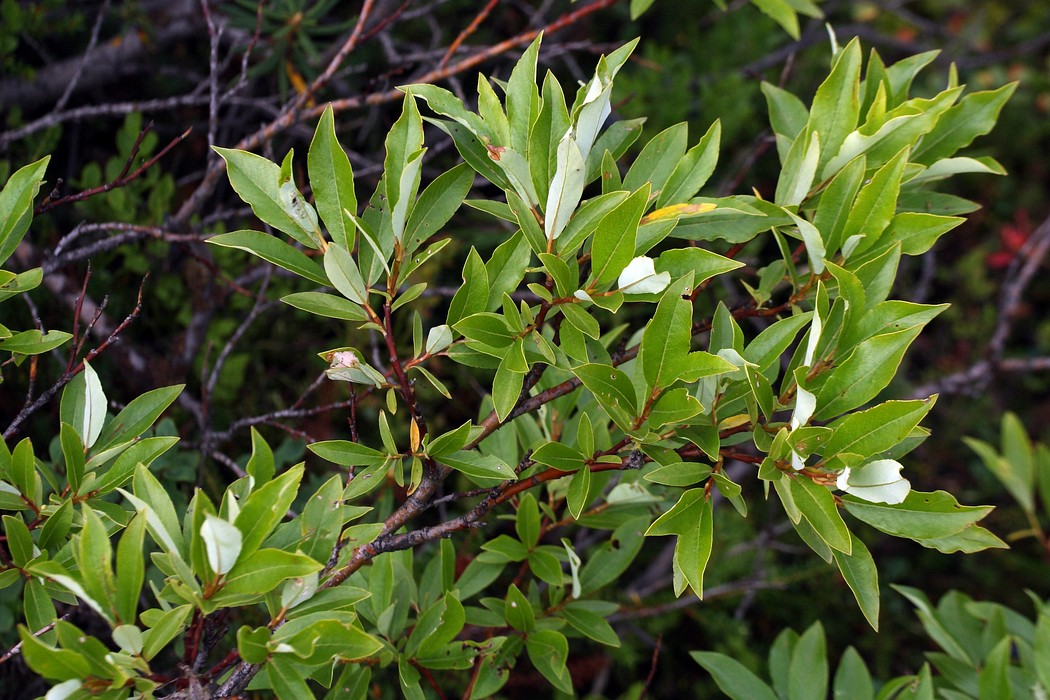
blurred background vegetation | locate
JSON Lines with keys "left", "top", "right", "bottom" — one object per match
{"left": 1, "top": 0, "right": 1049, "bottom": 696}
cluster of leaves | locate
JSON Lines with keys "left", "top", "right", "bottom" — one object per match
{"left": 700, "top": 414, "right": 1050, "bottom": 700}
{"left": 698, "top": 586, "right": 1050, "bottom": 700}
{"left": 0, "top": 23, "right": 1025, "bottom": 700}
{"left": 0, "top": 156, "right": 71, "bottom": 363}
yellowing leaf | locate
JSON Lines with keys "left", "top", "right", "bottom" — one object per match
{"left": 641, "top": 202, "right": 716, "bottom": 224}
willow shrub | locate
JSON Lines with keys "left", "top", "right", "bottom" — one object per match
{"left": 3, "top": 35, "right": 1017, "bottom": 697}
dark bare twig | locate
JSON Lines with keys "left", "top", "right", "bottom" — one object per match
{"left": 4, "top": 277, "right": 147, "bottom": 440}
{"left": 55, "top": 0, "right": 112, "bottom": 113}
{"left": 35, "top": 126, "right": 191, "bottom": 215}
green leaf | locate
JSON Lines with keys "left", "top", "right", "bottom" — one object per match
{"left": 447, "top": 248, "right": 489, "bottom": 326}
{"left": 557, "top": 191, "right": 629, "bottom": 256}
{"left": 808, "top": 38, "right": 862, "bottom": 174}
{"left": 563, "top": 603, "right": 620, "bottom": 646}
{"left": 560, "top": 303, "right": 600, "bottom": 339}
{"left": 674, "top": 496, "right": 714, "bottom": 598}
{"left": 824, "top": 398, "right": 935, "bottom": 460}
{"left": 309, "top": 440, "right": 386, "bottom": 467}
{"left": 531, "top": 442, "right": 586, "bottom": 472}
{"left": 914, "top": 83, "right": 1016, "bottom": 163}
{"left": 814, "top": 155, "right": 866, "bottom": 255}
{"left": 213, "top": 549, "right": 322, "bottom": 603}
{"left": 309, "top": 105, "right": 357, "bottom": 249}
{"left": 23, "top": 578, "right": 56, "bottom": 644}
{"left": 18, "top": 626, "right": 92, "bottom": 681}
{"left": 213, "top": 147, "right": 318, "bottom": 248}
{"left": 525, "top": 629, "right": 572, "bottom": 694}
{"left": 515, "top": 493, "right": 540, "bottom": 548}
{"left": 0, "top": 329, "right": 68, "bottom": 356}
{"left": 880, "top": 212, "right": 964, "bottom": 257}
{"left": 96, "top": 384, "right": 183, "bottom": 450}
{"left": 814, "top": 325, "right": 923, "bottom": 419}
{"left": 839, "top": 149, "right": 910, "bottom": 258}
{"left": 833, "top": 647, "right": 874, "bottom": 700}
{"left": 455, "top": 312, "right": 514, "bottom": 347}
{"left": 492, "top": 354, "right": 524, "bottom": 422}
{"left": 115, "top": 513, "right": 147, "bottom": 624}
{"left": 59, "top": 361, "right": 106, "bottom": 450}
{"left": 572, "top": 364, "right": 637, "bottom": 429}
{"left": 60, "top": 423, "right": 85, "bottom": 493}
{"left": 1035, "top": 609, "right": 1050, "bottom": 693}
{"left": 832, "top": 532, "right": 879, "bottom": 630}
{"left": 654, "top": 247, "right": 743, "bottom": 287}
{"left": 3, "top": 514, "right": 33, "bottom": 566}
{"left": 623, "top": 122, "right": 687, "bottom": 195}
{"left": 208, "top": 230, "right": 328, "bottom": 286}
{"left": 0, "top": 156, "right": 49, "bottom": 266}
{"left": 762, "top": 83, "right": 809, "bottom": 162}
{"left": 591, "top": 184, "right": 650, "bottom": 285}
{"left": 648, "top": 388, "right": 705, "bottom": 428}
{"left": 506, "top": 35, "right": 541, "bottom": 154}
{"left": 691, "top": 651, "right": 778, "bottom": 700}
{"left": 657, "top": 120, "right": 721, "bottom": 207}
{"left": 912, "top": 524, "right": 1007, "bottom": 553}
{"left": 267, "top": 655, "right": 313, "bottom": 698}
{"left": 141, "top": 604, "right": 192, "bottom": 660}
{"left": 426, "top": 421, "right": 472, "bottom": 459}
{"left": 750, "top": 0, "right": 801, "bottom": 38}
{"left": 567, "top": 467, "right": 592, "bottom": 519}
{"left": 978, "top": 637, "right": 1012, "bottom": 700}
{"left": 282, "top": 291, "right": 368, "bottom": 322}
{"left": 235, "top": 464, "right": 303, "bottom": 559}
{"left": 131, "top": 462, "right": 185, "bottom": 554}
{"left": 639, "top": 275, "right": 694, "bottom": 390}
{"left": 788, "top": 476, "right": 851, "bottom": 553}
{"left": 843, "top": 490, "right": 992, "bottom": 540}
{"left": 529, "top": 71, "right": 571, "bottom": 205}
{"left": 95, "top": 436, "right": 179, "bottom": 495}
{"left": 404, "top": 162, "right": 473, "bottom": 254}
{"left": 788, "top": 622, "right": 828, "bottom": 700}
{"left": 775, "top": 130, "right": 820, "bottom": 207}
{"left": 237, "top": 626, "right": 271, "bottom": 664}
{"left": 324, "top": 243, "right": 369, "bottom": 305}
{"left": 504, "top": 584, "right": 535, "bottom": 632}
{"left": 441, "top": 450, "right": 516, "bottom": 481}
{"left": 38, "top": 500, "right": 73, "bottom": 551}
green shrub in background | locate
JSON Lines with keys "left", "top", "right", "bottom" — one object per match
{"left": 700, "top": 414, "right": 1050, "bottom": 700}
{"left": 0, "top": 23, "right": 1025, "bottom": 700}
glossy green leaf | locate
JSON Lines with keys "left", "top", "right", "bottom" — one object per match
{"left": 692, "top": 651, "right": 778, "bottom": 700}
{"left": 214, "top": 147, "right": 318, "bottom": 248}
{"left": 639, "top": 275, "right": 694, "bottom": 389}
{"left": 281, "top": 291, "right": 368, "bottom": 322}
{"left": 115, "top": 513, "right": 147, "bottom": 624}
{"left": 96, "top": 384, "right": 183, "bottom": 450}
{"left": 788, "top": 622, "right": 828, "bottom": 700}
{"left": 815, "top": 325, "right": 922, "bottom": 419}
{"left": 525, "top": 629, "right": 572, "bottom": 694}
{"left": 309, "top": 105, "right": 357, "bottom": 249}
{"left": 832, "top": 532, "right": 879, "bottom": 630}
{"left": 208, "top": 230, "right": 328, "bottom": 286}
{"left": 624, "top": 122, "right": 687, "bottom": 195}
{"left": 843, "top": 490, "right": 992, "bottom": 540}
{"left": 915, "top": 83, "right": 1016, "bottom": 163}
{"left": 824, "top": 398, "right": 935, "bottom": 460}
{"left": 441, "top": 450, "right": 515, "bottom": 480}
{"left": 833, "top": 647, "right": 874, "bottom": 700}
{"left": 808, "top": 38, "right": 862, "bottom": 174}
{"left": 789, "top": 476, "right": 851, "bottom": 553}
